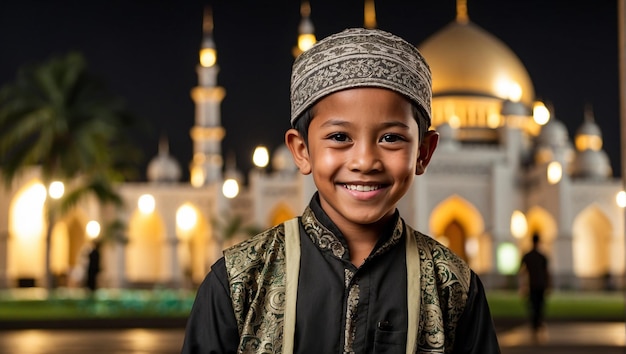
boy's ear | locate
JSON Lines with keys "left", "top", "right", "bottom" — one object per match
{"left": 415, "top": 130, "right": 439, "bottom": 175}
{"left": 285, "top": 128, "right": 312, "bottom": 175}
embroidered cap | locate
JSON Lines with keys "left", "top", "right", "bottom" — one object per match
{"left": 290, "top": 27, "right": 432, "bottom": 127}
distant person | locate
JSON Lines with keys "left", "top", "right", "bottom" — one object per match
{"left": 86, "top": 241, "right": 101, "bottom": 292}
{"left": 519, "top": 233, "right": 550, "bottom": 341}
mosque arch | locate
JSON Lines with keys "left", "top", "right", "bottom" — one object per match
{"left": 126, "top": 208, "right": 166, "bottom": 284}
{"left": 523, "top": 206, "right": 557, "bottom": 255}
{"left": 572, "top": 204, "right": 611, "bottom": 280}
{"left": 430, "top": 195, "right": 489, "bottom": 272}
{"left": 50, "top": 208, "right": 89, "bottom": 287}
{"left": 7, "top": 180, "right": 47, "bottom": 285}
{"left": 268, "top": 201, "right": 296, "bottom": 227}
{"left": 176, "top": 203, "right": 212, "bottom": 285}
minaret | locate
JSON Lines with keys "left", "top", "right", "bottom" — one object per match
{"left": 190, "top": 6, "right": 226, "bottom": 187}
{"left": 364, "top": 0, "right": 377, "bottom": 29}
{"left": 456, "top": 0, "right": 469, "bottom": 24}
{"left": 292, "top": 1, "right": 316, "bottom": 58}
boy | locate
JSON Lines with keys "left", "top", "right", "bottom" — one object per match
{"left": 182, "top": 28, "right": 500, "bottom": 354}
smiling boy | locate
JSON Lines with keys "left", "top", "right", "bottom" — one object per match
{"left": 182, "top": 28, "right": 500, "bottom": 354}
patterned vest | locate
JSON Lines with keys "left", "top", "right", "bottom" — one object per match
{"left": 223, "top": 211, "right": 471, "bottom": 354}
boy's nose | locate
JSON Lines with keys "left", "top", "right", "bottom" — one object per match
{"left": 348, "top": 143, "right": 383, "bottom": 172}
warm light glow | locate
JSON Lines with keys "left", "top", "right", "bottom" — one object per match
{"left": 190, "top": 167, "right": 205, "bottom": 187}
{"left": 547, "top": 161, "right": 562, "bottom": 184}
{"left": 298, "top": 34, "right": 316, "bottom": 52}
{"left": 253, "top": 146, "right": 270, "bottom": 168}
{"left": 486, "top": 113, "right": 500, "bottom": 128}
{"left": 448, "top": 115, "right": 461, "bottom": 129}
{"left": 176, "top": 204, "right": 198, "bottom": 232}
{"left": 497, "top": 242, "right": 519, "bottom": 275}
{"left": 364, "top": 0, "right": 377, "bottom": 29}
{"left": 495, "top": 79, "right": 522, "bottom": 102}
{"left": 48, "top": 181, "right": 64, "bottom": 199}
{"left": 508, "top": 82, "right": 522, "bottom": 102}
{"left": 200, "top": 48, "right": 216, "bottom": 67}
{"left": 575, "top": 135, "right": 603, "bottom": 151}
{"left": 510, "top": 210, "right": 528, "bottom": 239}
{"left": 222, "top": 178, "right": 240, "bottom": 199}
{"left": 533, "top": 101, "right": 550, "bottom": 125}
{"left": 465, "top": 238, "right": 479, "bottom": 259}
{"left": 12, "top": 183, "right": 47, "bottom": 238}
{"left": 138, "top": 194, "right": 155, "bottom": 214}
{"left": 86, "top": 220, "right": 101, "bottom": 239}
{"left": 617, "top": 191, "right": 626, "bottom": 208}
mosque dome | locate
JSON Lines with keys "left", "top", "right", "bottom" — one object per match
{"left": 571, "top": 149, "right": 612, "bottom": 179}
{"left": 417, "top": 12, "right": 536, "bottom": 141}
{"left": 534, "top": 117, "right": 575, "bottom": 165}
{"left": 537, "top": 118, "right": 570, "bottom": 149}
{"left": 147, "top": 137, "right": 182, "bottom": 183}
{"left": 574, "top": 108, "right": 603, "bottom": 152}
{"left": 418, "top": 20, "right": 535, "bottom": 106}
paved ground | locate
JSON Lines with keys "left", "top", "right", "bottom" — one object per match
{"left": 0, "top": 320, "right": 623, "bottom": 353}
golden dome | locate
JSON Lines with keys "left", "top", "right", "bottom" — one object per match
{"left": 418, "top": 20, "right": 535, "bottom": 106}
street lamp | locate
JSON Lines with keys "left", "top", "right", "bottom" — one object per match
{"left": 253, "top": 145, "right": 270, "bottom": 169}
{"left": 547, "top": 161, "right": 562, "bottom": 184}
{"left": 86, "top": 220, "right": 101, "bottom": 240}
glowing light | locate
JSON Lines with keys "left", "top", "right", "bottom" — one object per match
{"left": 510, "top": 210, "right": 528, "bottom": 239}
{"left": 86, "top": 220, "right": 101, "bottom": 239}
{"left": 190, "top": 167, "right": 205, "bottom": 188}
{"left": 448, "top": 115, "right": 461, "bottom": 129}
{"left": 12, "top": 183, "right": 46, "bottom": 238}
{"left": 616, "top": 191, "right": 626, "bottom": 208}
{"left": 176, "top": 204, "right": 197, "bottom": 231}
{"left": 222, "top": 178, "right": 240, "bottom": 199}
{"left": 253, "top": 146, "right": 270, "bottom": 168}
{"left": 48, "top": 181, "right": 64, "bottom": 199}
{"left": 495, "top": 79, "right": 522, "bottom": 102}
{"left": 465, "top": 238, "right": 479, "bottom": 258}
{"left": 575, "top": 135, "right": 603, "bottom": 151}
{"left": 547, "top": 161, "right": 562, "bottom": 184}
{"left": 200, "top": 47, "right": 216, "bottom": 67}
{"left": 508, "top": 82, "right": 522, "bottom": 102}
{"left": 137, "top": 194, "right": 155, "bottom": 214}
{"left": 533, "top": 101, "right": 550, "bottom": 125}
{"left": 487, "top": 113, "right": 500, "bottom": 128}
{"left": 497, "top": 242, "right": 519, "bottom": 275}
{"left": 298, "top": 34, "right": 316, "bottom": 52}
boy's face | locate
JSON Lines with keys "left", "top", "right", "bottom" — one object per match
{"left": 286, "top": 87, "right": 439, "bottom": 231}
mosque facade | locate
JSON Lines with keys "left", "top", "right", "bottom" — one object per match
{"left": 0, "top": 3, "right": 623, "bottom": 291}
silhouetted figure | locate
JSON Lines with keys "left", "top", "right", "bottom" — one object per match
{"left": 86, "top": 241, "right": 101, "bottom": 292}
{"left": 519, "top": 233, "right": 550, "bottom": 341}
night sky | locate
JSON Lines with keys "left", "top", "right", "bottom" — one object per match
{"left": 0, "top": 1, "right": 621, "bottom": 181}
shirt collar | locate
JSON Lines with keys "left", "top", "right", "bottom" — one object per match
{"left": 301, "top": 192, "right": 404, "bottom": 262}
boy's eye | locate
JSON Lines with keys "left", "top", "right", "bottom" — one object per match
{"left": 328, "top": 133, "right": 349, "bottom": 142}
{"left": 380, "top": 134, "right": 403, "bottom": 143}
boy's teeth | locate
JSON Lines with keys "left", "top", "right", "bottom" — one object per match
{"left": 345, "top": 184, "right": 380, "bottom": 192}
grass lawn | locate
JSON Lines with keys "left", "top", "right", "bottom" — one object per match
{"left": 486, "top": 290, "right": 625, "bottom": 320}
{"left": 0, "top": 288, "right": 623, "bottom": 321}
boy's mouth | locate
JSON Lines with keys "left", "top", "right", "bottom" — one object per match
{"left": 343, "top": 184, "right": 382, "bottom": 192}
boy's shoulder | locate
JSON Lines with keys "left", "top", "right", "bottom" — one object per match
{"left": 223, "top": 221, "right": 289, "bottom": 277}
{"left": 407, "top": 225, "right": 472, "bottom": 283}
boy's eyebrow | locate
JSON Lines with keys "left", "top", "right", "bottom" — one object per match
{"left": 320, "top": 119, "right": 350, "bottom": 128}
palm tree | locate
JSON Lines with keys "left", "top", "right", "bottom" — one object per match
{"left": 0, "top": 52, "right": 143, "bottom": 291}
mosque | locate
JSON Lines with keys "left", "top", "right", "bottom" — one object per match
{"left": 0, "top": 1, "right": 623, "bottom": 291}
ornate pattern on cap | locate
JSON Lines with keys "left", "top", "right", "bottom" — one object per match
{"left": 290, "top": 27, "right": 432, "bottom": 126}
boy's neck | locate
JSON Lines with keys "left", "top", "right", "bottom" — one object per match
{"left": 339, "top": 219, "right": 390, "bottom": 267}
